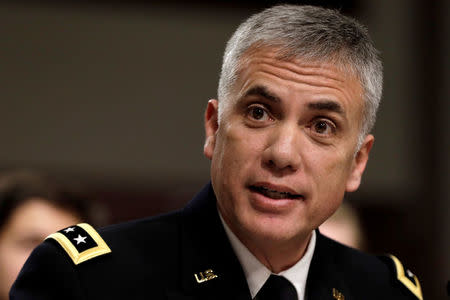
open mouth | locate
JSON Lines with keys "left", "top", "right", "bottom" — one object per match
{"left": 249, "top": 185, "right": 303, "bottom": 200}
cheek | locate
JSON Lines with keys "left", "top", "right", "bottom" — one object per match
{"left": 213, "top": 126, "right": 262, "bottom": 176}
{"left": 309, "top": 145, "right": 354, "bottom": 182}
{"left": 306, "top": 148, "right": 354, "bottom": 212}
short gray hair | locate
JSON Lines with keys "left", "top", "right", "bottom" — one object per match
{"left": 218, "top": 5, "right": 383, "bottom": 145}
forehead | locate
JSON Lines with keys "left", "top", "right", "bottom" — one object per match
{"left": 232, "top": 47, "right": 363, "bottom": 103}
{"left": 237, "top": 46, "right": 360, "bottom": 88}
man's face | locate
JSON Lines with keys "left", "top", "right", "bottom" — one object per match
{"left": 204, "top": 48, "right": 373, "bottom": 252}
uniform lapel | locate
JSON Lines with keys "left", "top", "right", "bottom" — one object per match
{"left": 305, "top": 231, "right": 353, "bottom": 300}
{"left": 166, "top": 183, "right": 251, "bottom": 300}
{"left": 166, "top": 184, "right": 356, "bottom": 300}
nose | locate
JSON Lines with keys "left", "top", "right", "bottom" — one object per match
{"left": 262, "top": 124, "right": 302, "bottom": 173}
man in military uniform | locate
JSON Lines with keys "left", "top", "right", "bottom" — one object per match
{"left": 10, "top": 5, "right": 422, "bottom": 300}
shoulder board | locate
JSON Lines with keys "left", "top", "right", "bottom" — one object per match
{"left": 381, "top": 254, "right": 423, "bottom": 300}
{"left": 46, "top": 223, "right": 111, "bottom": 265}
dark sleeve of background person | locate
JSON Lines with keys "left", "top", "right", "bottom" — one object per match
{"left": 0, "top": 169, "right": 109, "bottom": 300}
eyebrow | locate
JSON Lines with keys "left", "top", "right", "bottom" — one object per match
{"left": 242, "top": 85, "right": 280, "bottom": 103}
{"left": 308, "top": 100, "right": 344, "bottom": 115}
{"left": 243, "top": 85, "right": 345, "bottom": 115}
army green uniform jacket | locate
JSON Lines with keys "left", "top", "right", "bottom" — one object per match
{"left": 10, "top": 184, "right": 422, "bottom": 300}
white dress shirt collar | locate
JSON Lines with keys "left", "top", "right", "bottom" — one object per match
{"left": 219, "top": 211, "right": 316, "bottom": 300}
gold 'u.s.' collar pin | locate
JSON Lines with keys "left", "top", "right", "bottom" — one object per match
{"left": 194, "top": 269, "right": 218, "bottom": 283}
{"left": 332, "top": 288, "right": 345, "bottom": 300}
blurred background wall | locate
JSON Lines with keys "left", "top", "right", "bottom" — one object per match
{"left": 0, "top": 0, "right": 448, "bottom": 298}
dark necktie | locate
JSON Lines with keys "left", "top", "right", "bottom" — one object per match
{"left": 255, "top": 274, "right": 298, "bottom": 300}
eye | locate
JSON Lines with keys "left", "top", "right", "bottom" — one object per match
{"left": 247, "top": 105, "right": 271, "bottom": 122}
{"left": 311, "top": 119, "right": 336, "bottom": 136}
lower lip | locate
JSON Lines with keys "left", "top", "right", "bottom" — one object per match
{"left": 248, "top": 188, "right": 303, "bottom": 213}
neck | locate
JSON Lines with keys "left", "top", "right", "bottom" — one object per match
{"left": 239, "top": 230, "right": 313, "bottom": 273}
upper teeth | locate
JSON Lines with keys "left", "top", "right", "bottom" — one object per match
{"left": 261, "top": 186, "right": 291, "bottom": 195}
{"left": 255, "top": 186, "right": 300, "bottom": 199}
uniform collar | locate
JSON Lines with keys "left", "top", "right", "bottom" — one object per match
{"left": 219, "top": 210, "right": 316, "bottom": 299}
{"left": 304, "top": 231, "right": 353, "bottom": 300}
{"left": 174, "top": 183, "right": 251, "bottom": 300}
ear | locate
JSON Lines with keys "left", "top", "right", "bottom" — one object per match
{"left": 203, "top": 99, "right": 219, "bottom": 160}
{"left": 345, "top": 134, "right": 374, "bottom": 192}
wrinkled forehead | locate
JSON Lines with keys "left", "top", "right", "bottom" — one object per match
{"left": 226, "top": 46, "right": 363, "bottom": 103}
{"left": 238, "top": 45, "right": 360, "bottom": 85}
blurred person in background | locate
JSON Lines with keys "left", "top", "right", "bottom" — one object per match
{"left": 319, "top": 202, "right": 366, "bottom": 250}
{"left": 0, "top": 170, "right": 106, "bottom": 300}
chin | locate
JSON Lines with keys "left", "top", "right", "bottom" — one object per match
{"left": 244, "top": 213, "right": 308, "bottom": 242}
